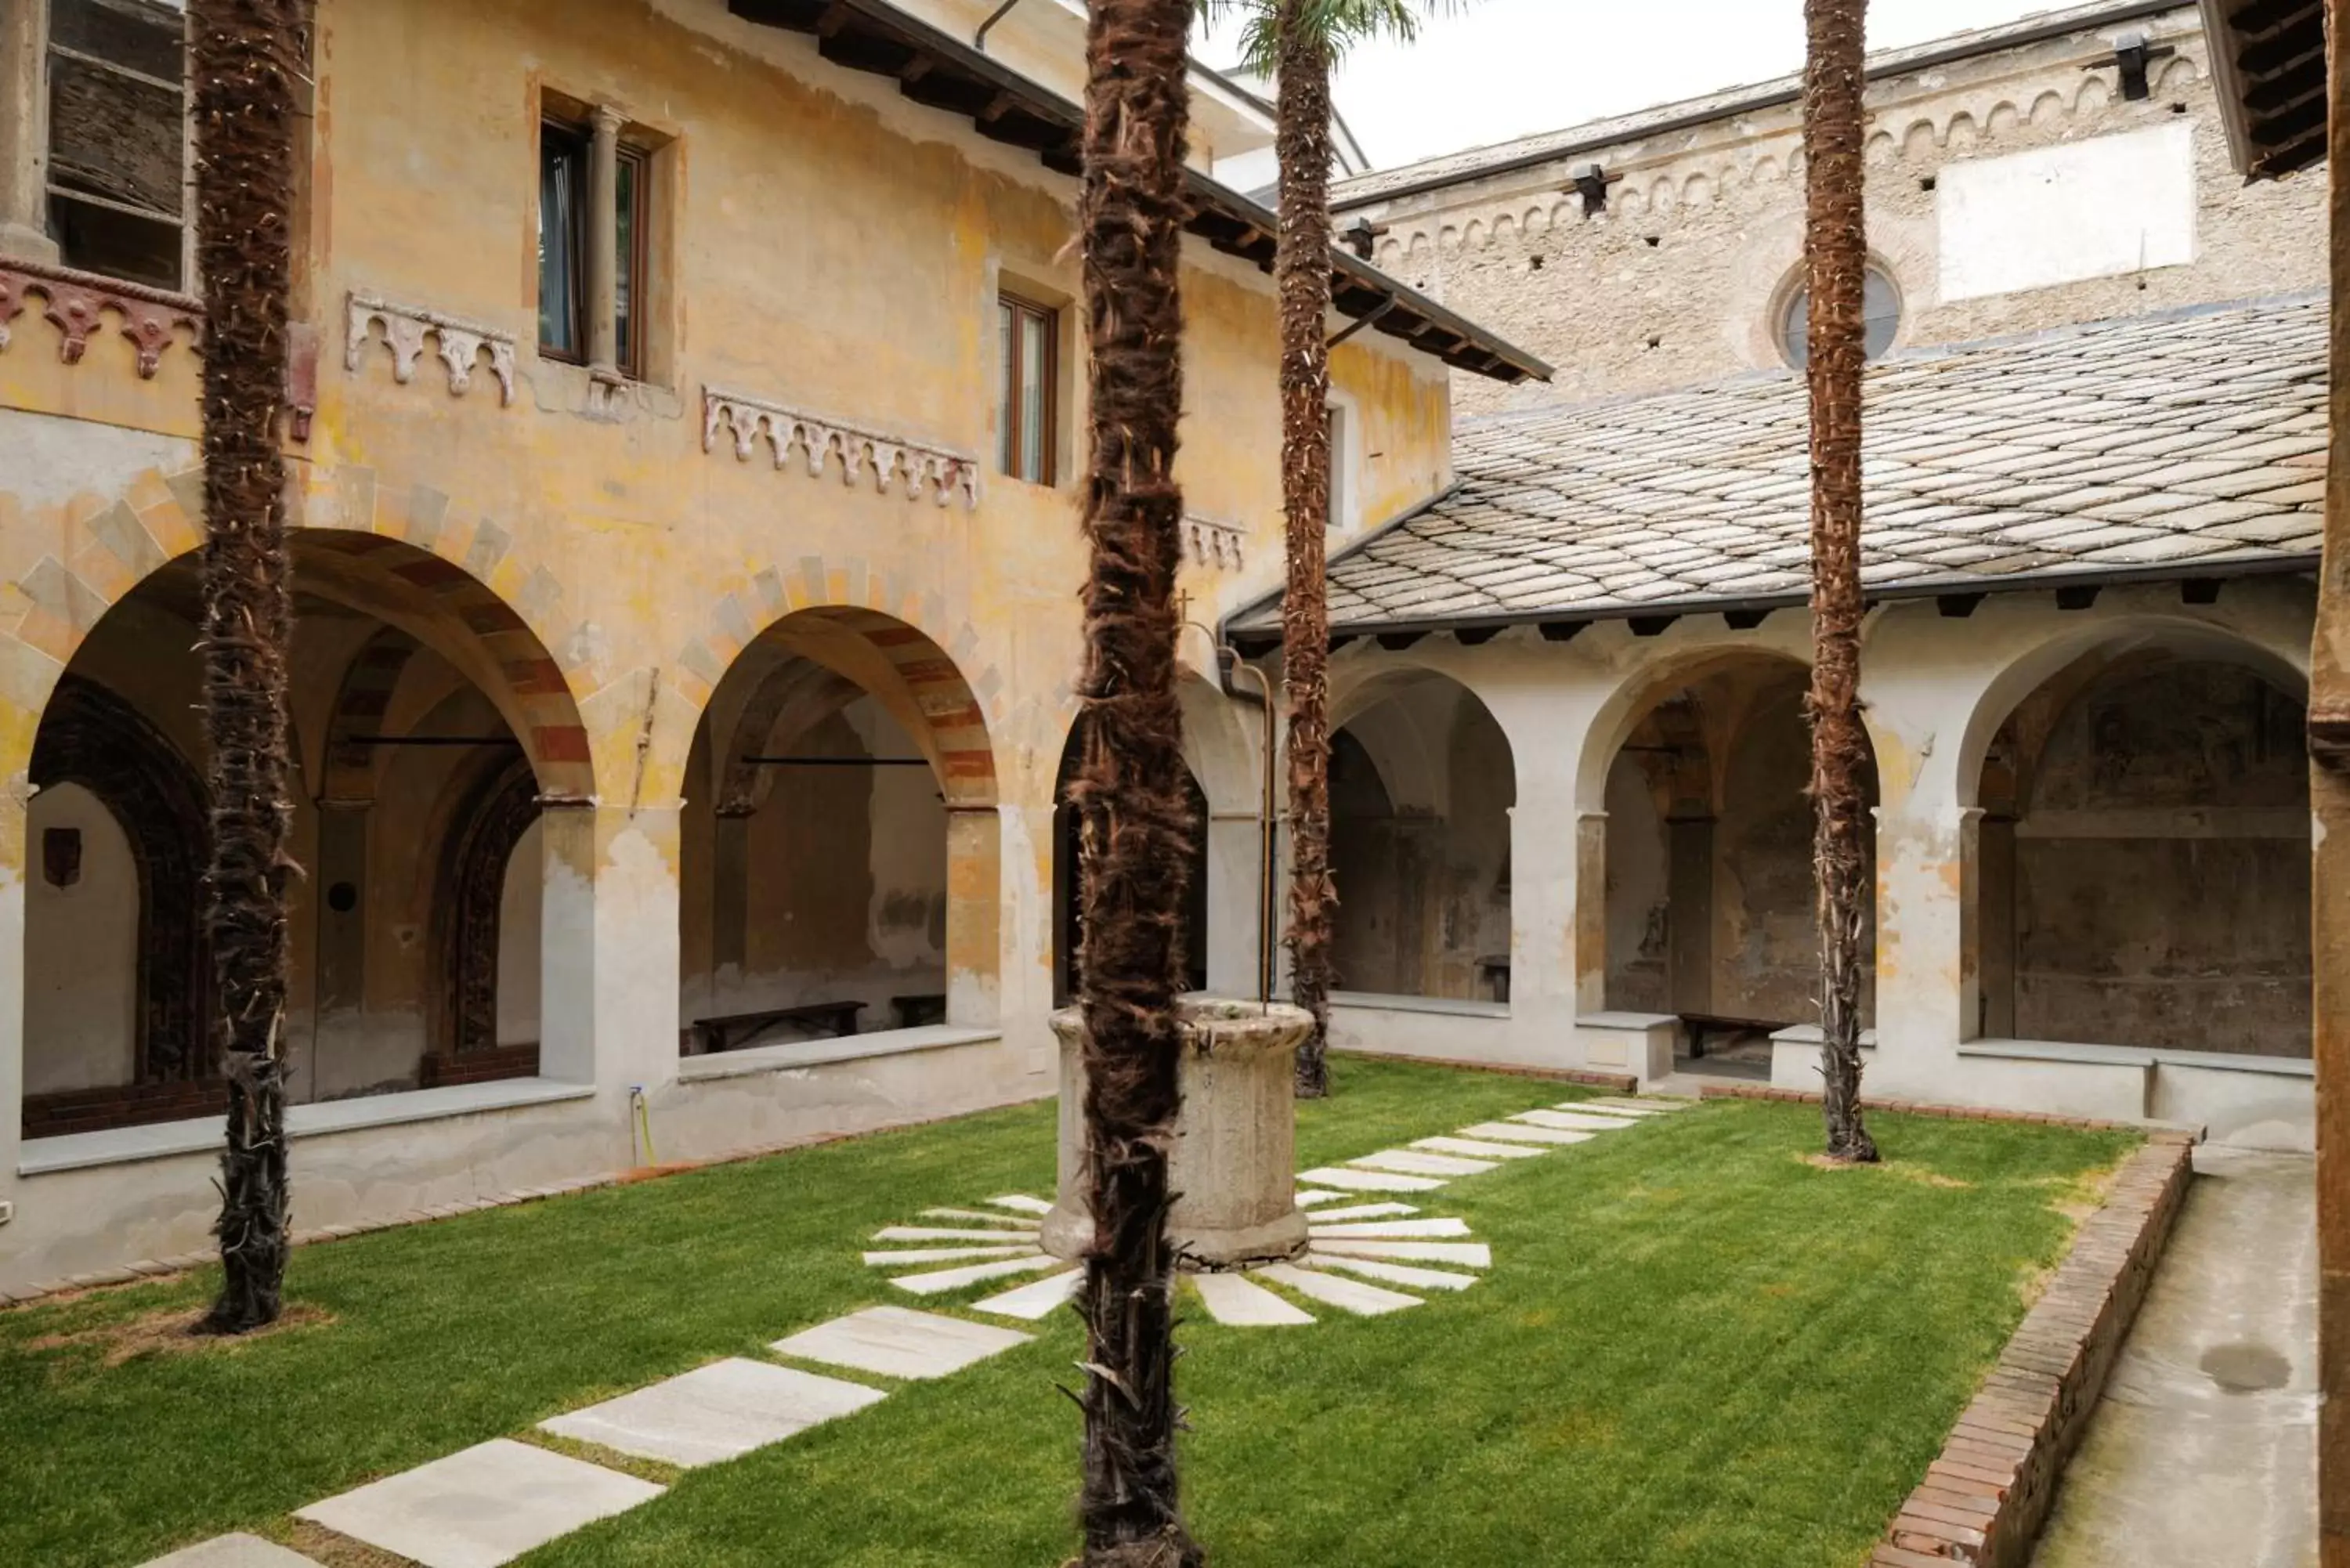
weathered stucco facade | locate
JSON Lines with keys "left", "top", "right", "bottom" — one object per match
{"left": 0, "top": 0, "right": 1517, "bottom": 1291}
{"left": 1338, "top": 0, "right": 2328, "bottom": 414}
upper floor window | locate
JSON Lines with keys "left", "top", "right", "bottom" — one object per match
{"left": 997, "top": 292, "right": 1058, "bottom": 486}
{"left": 537, "top": 103, "right": 654, "bottom": 380}
{"left": 1780, "top": 266, "right": 1901, "bottom": 369}
{"left": 46, "top": 0, "right": 188, "bottom": 290}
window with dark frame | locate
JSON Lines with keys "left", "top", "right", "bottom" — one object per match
{"left": 615, "top": 143, "right": 648, "bottom": 379}
{"left": 537, "top": 117, "right": 590, "bottom": 363}
{"left": 537, "top": 113, "right": 653, "bottom": 379}
{"left": 997, "top": 293, "right": 1057, "bottom": 486}
{"left": 45, "top": 0, "right": 189, "bottom": 291}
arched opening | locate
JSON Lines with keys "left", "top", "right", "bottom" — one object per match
{"left": 1973, "top": 642, "right": 2310, "bottom": 1057}
{"left": 1600, "top": 654, "right": 1878, "bottom": 1076}
{"left": 1050, "top": 724, "right": 1210, "bottom": 1006}
{"left": 1329, "top": 672, "right": 1516, "bottom": 1003}
{"left": 680, "top": 607, "right": 999, "bottom": 1053}
{"left": 20, "top": 534, "right": 591, "bottom": 1138}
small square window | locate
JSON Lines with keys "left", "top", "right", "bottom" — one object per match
{"left": 997, "top": 294, "right": 1058, "bottom": 486}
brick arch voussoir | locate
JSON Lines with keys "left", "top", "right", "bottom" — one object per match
{"left": 672, "top": 558, "right": 1007, "bottom": 808}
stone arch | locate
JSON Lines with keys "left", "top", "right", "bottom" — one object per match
{"left": 1327, "top": 667, "right": 1517, "bottom": 1002}
{"left": 27, "top": 677, "right": 210, "bottom": 1083}
{"left": 1952, "top": 616, "right": 2308, "bottom": 813}
{"left": 2027, "top": 89, "right": 2067, "bottom": 125}
{"left": 1987, "top": 100, "right": 2023, "bottom": 137}
{"left": 1589, "top": 644, "right": 1880, "bottom": 1039}
{"left": 1462, "top": 218, "right": 1488, "bottom": 248}
{"left": 1959, "top": 618, "right": 2309, "bottom": 1055}
{"left": 0, "top": 464, "right": 597, "bottom": 800}
{"left": 2153, "top": 54, "right": 2200, "bottom": 94}
{"left": 429, "top": 753, "right": 540, "bottom": 1063}
{"left": 1492, "top": 214, "right": 1517, "bottom": 242}
{"left": 1943, "top": 110, "right": 1981, "bottom": 154}
{"left": 320, "top": 627, "right": 425, "bottom": 804}
{"left": 680, "top": 599, "right": 1005, "bottom": 1039}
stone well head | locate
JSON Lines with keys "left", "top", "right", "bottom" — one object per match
{"left": 1039, "top": 998, "right": 1314, "bottom": 1270}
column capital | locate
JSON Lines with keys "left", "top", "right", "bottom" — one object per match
{"left": 590, "top": 103, "right": 628, "bottom": 139}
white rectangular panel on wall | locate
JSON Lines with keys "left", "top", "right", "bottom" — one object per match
{"left": 1936, "top": 122, "right": 2197, "bottom": 302}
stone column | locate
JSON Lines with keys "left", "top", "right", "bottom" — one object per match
{"left": 945, "top": 804, "right": 1002, "bottom": 1027}
{"left": 1490, "top": 782, "right": 1582, "bottom": 1054}
{"left": 536, "top": 803, "right": 681, "bottom": 1100}
{"left": 0, "top": 0, "right": 56, "bottom": 264}
{"left": 587, "top": 104, "right": 624, "bottom": 375}
{"left": 1571, "top": 809, "right": 1608, "bottom": 1015}
{"left": 1869, "top": 786, "right": 1979, "bottom": 1084}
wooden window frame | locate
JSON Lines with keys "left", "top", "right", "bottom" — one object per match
{"left": 998, "top": 291, "right": 1059, "bottom": 487}
{"left": 45, "top": 0, "right": 192, "bottom": 291}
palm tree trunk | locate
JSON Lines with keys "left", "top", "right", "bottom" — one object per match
{"left": 1802, "top": 0, "right": 1878, "bottom": 1165}
{"left": 190, "top": 0, "right": 307, "bottom": 1334}
{"left": 1274, "top": 4, "right": 1337, "bottom": 1100}
{"left": 1072, "top": 0, "right": 1203, "bottom": 1561}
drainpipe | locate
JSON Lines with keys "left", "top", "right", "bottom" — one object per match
{"left": 974, "top": 0, "right": 1029, "bottom": 53}
{"left": 1185, "top": 620, "right": 1280, "bottom": 1010}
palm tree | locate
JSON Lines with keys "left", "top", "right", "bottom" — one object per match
{"left": 190, "top": 0, "right": 309, "bottom": 1333}
{"left": 1204, "top": 0, "right": 1462, "bottom": 1099}
{"left": 1801, "top": 0, "right": 1878, "bottom": 1165}
{"left": 1068, "top": 0, "right": 1205, "bottom": 1559}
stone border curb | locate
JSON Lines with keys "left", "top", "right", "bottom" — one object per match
{"left": 0, "top": 1094, "right": 1061, "bottom": 1310}
{"left": 1694, "top": 1080, "right": 2172, "bottom": 1134}
{"left": 1871, "top": 1131, "right": 2198, "bottom": 1566}
{"left": 1332, "top": 1049, "right": 1638, "bottom": 1093}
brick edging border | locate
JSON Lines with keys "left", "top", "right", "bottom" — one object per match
{"left": 1872, "top": 1131, "right": 2199, "bottom": 1566}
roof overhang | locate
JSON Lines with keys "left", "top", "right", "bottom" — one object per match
{"left": 1223, "top": 553, "right": 2320, "bottom": 657}
{"left": 2199, "top": 0, "right": 2326, "bottom": 179}
{"left": 727, "top": 0, "right": 1552, "bottom": 382}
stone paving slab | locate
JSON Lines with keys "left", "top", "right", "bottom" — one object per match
{"left": 920, "top": 1207, "right": 1043, "bottom": 1226}
{"left": 1306, "top": 1252, "right": 1483, "bottom": 1292}
{"left": 1307, "top": 1218, "right": 1473, "bottom": 1240}
{"left": 863, "top": 1244, "right": 1036, "bottom": 1266}
{"left": 1191, "top": 1271, "right": 1314, "bottom": 1326}
{"left": 985, "top": 1194, "right": 1053, "bottom": 1215}
{"left": 1349, "top": 1149, "right": 1499, "bottom": 1177}
{"left": 1292, "top": 1189, "right": 1354, "bottom": 1207}
{"left": 1511, "top": 1109, "right": 1636, "bottom": 1133}
{"left": 873, "top": 1226, "right": 1042, "bottom": 1243}
{"left": 1311, "top": 1239, "right": 1493, "bottom": 1267}
{"left": 1458, "top": 1121, "right": 1596, "bottom": 1146}
{"left": 886, "top": 1254, "right": 1063, "bottom": 1295}
{"left": 1578, "top": 1098, "right": 1689, "bottom": 1115}
{"left": 1414, "top": 1136, "right": 1547, "bottom": 1159}
{"left": 773, "top": 1306, "right": 1033, "bottom": 1380}
{"left": 1303, "top": 1201, "right": 1420, "bottom": 1223}
{"left": 1297, "top": 1166, "right": 1447, "bottom": 1193}
{"left": 295, "top": 1438, "right": 663, "bottom": 1568}
{"left": 139, "top": 1536, "right": 321, "bottom": 1568}
{"left": 1256, "top": 1263, "right": 1423, "bottom": 1317}
{"left": 540, "top": 1358, "right": 884, "bottom": 1467}
{"left": 972, "top": 1268, "right": 1084, "bottom": 1321}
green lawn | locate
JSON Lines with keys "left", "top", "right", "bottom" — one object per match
{"left": 0, "top": 1058, "right": 2136, "bottom": 1568}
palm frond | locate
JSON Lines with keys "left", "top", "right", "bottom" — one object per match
{"left": 1198, "top": 0, "right": 1470, "bottom": 77}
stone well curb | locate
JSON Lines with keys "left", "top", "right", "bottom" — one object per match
{"left": 1870, "top": 1130, "right": 2199, "bottom": 1566}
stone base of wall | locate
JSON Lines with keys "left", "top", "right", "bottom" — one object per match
{"left": 1333, "top": 1046, "right": 1637, "bottom": 1093}
{"left": 1872, "top": 1133, "right": 2199, "bottom": 1566}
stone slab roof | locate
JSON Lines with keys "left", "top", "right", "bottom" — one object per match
{"left": 1234, "top": 295, "right": 2325, "bottom": 638}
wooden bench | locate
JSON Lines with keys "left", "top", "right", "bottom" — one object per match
{"left": 690, "top": 1001, "right": 866, "bottom": 1056}
{"left": 892, "top": 993, "right": 948, "bottom": 1028}
{"left": 1679, "top": 1013, "right": 1787, "bottom": 1060}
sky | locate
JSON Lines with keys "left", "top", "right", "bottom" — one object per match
{"left": 1195, "top": 1, "right": 2090, "bottom": 170}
